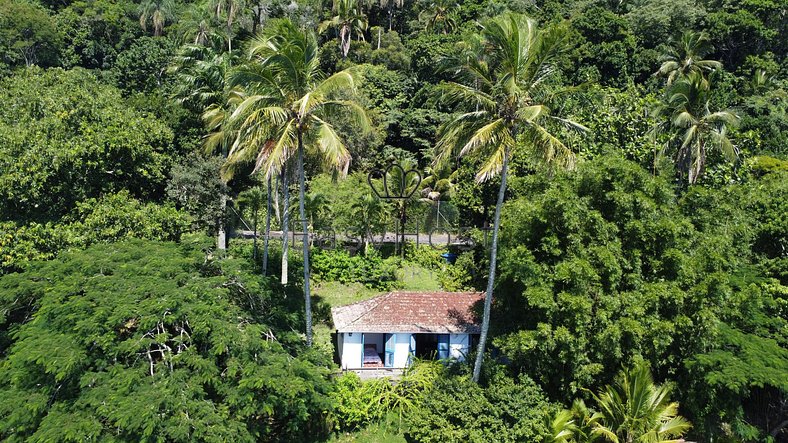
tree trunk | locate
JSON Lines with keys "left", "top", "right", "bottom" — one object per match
{"left": 281, "top": 167, "right": 289, "bottom": 285}
{"left": 298, "top": 133, "right": 313, "bottom": 347}
{"left": 472, "top": 148, "right": 509, "bottom": 384}
{"left": 341, "top": 25, "right": 350, "bottom": 58}
{"left": 252, "top": 206, "right": 258, "bottom": 260}
{"left": 273, "top": 173, "right": 281, "bottom": 224}
{"left": 217, "top": 193, "right": 227, "bottom": 250}
{"left": 263, "top": 175, "right": 272, "bottom": 275}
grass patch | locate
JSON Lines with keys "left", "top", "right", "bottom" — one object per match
{"left": 313, "top": 263, "right": 441, "bottom": 309}
{"left": 313, "top": 280, "right": 383, "bottom": 307}
{"left": 396, "top": 263, "right": 441, "bottom": 291}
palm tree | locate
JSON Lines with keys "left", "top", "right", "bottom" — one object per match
{"left": 237, "top": 184, "right": 264, "bottom": 259}
{"left": 351, "top": 193, "right": 387, "bottom": 254}
{"left": 289, "top": 191, "right": 329, "bottom": 232}
{"left": 176, "top": 5, "right": 220, "bottom": 47}
{"left": 656, "top": 31, "right": 722, "bottom": 89}
{"left": 379, "top": 0, "right": 404, "bottom": 31}
{"left": 210, "top": 0, "right": 247, "bottom": 52}
{"left": 170, "top": 46, "right": 232, "bottom": 112}
{"left": 319, "top": 0, "right": 368, "bottom": 58}
{"left": 223, "top": 19, "right": 370, "bottom": 346}
{"left": 592, "top": 363, "right": 691, "bottom": 443}
{"left": 652, "top": 71, "right": 739, "bottom": 184}
{"left": 263, "top": 174, "right": 272, "bottom": 275}
{"left": 435, "top": 13, "right": 585, "bottom": 383}
{"left": 138, "top": 0, "right": 175, "bottom": 36}
{"left": 419, "top": 0, "right": 458, "bottom": 34}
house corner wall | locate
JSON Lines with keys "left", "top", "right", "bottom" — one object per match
{"left": 340, "top": 332, "right": 363, "bottom": 369}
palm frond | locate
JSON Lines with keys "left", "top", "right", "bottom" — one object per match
{"left": 311, "top": 115, "right": 351, "bottom": 175}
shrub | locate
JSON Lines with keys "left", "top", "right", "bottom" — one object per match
{"left": 311, "top": 249, "right": 398, "bottom": 290}
{"left": 330, "top": 360, "right": 443, "bottom": 432}
{"left": 404, "top": 374, "right": 553, "bottom": 443}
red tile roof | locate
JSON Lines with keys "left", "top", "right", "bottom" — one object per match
{"left": 331, "top": 291, "right": 484, "bottom": 334}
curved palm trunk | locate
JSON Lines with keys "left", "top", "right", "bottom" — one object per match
{"left": 340, "top": 24, "right": 350, "bottom": 58}
{"left": 263, "top": 175, "right": 272, "bottom": 275}
{"left": 297, "top": 134, "right": 313, "bottom": 347}
{"left": 472, "top": 148, "right": 509, "bottom": 383}
{"left": 281, "top": 167, "right": 289, "bottom": 285}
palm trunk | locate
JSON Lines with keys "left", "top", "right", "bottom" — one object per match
{"left": 273, "top": 173, "right": 281, "bottom": 224}
{"left": 281, "top": 167, "right": 289, "bottom": 285}
{"left": 472, "top": 147, "right": 509, "bottom": 384}
{"left": 263, "top": 175, "right": 272, "bottom": 275}
{"left": 341, "top": 25, "right": 350, "bottom": 58}
{"left": 218, "top": 194, "right": 227, "bottom": 250}
{"left": 252, "top": 206, "right": 258, "bottom": 259}
{"left": 298, "top": 133, "right": 313, "bottom": 347}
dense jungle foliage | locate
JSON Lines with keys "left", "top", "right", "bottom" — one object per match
{"left": 0, "top": 0, "right": 786, "bottom": 441}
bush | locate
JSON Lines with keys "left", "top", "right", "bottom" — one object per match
{"left": 311, "top": 249, "right": 398, "bottom": 290}
{"left": 330, "top": 360, "right": 443, "bottom": 432}
{"left": 404, "top": 374, "right": 553, "bottom": 443}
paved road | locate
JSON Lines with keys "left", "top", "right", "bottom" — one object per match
{"left": 237, "top": 229, "right": 474, "bottom": 248}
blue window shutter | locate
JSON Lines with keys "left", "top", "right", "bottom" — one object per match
{"left": 437, "top": 334, "right": 450, "bottom": 360}
{"left": 408, "top": 335, "right": 416, "bottom": 366}
{"left": 385, "top": 334, "right": 396, "bottom": 367}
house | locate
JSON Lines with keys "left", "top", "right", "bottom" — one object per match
{"left": 331, "top": 291, "right": 484, "bottom": 370}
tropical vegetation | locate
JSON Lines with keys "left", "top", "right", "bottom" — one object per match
{"left": 0, "top": 0, "right": 785, "bottom": 441}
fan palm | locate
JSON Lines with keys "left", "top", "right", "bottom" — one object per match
{"left": 652, "top": 71, "right": 739, "bottom": 184}
{"left": 656, "top": 31, "right": 722, "bottom": 88}
{"left": 435, "top": 13, "right": 585, "bottom": 383}
{"left": 319, "top": 0, "right": 368, "bottom": 58}
{"left": 222, "top": 19, "right": 370, "bottom": 346}
{"left": 592, "top": 363, "right": 692, "bottom": 443}
{"left": 138, "top": 0, "right": 175, "bottom": 36}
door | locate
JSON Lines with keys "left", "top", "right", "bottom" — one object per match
{"left": 437, "top": 334, "right": 450, "bottom": 360}
{"left": 408, "top": 334, "right": 416, "bottom": 366}
{"left": 384, "top": 333, "right": 396, "bottom": 367}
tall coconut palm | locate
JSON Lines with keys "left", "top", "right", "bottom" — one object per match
{"left": 652, "top": 71, "right": 739, "bottom": 184}
{"left": 210, "top": 0, "right": 247, "bottom": 52}
{"left": 435, "top": 13, "right": 585, "bottom": 383}
{"left": 656, "top": 31, "right": 722, "bottom": 89}
{"left": 419, "top": 0, "right": 458, "bottom": 34}
{"left": 591, "top": 363, "right": 692, "bottom": 443}
{"left": 319, "top": 0, "right": 368, "bottom": 58}
{"left": 223, "top": 19, "right": 370, "bottom": 346}
{"left": 138, "top": 0, "right": 175, "bottom": 36}
{"left": 379, "top": 0, "right": 404, "bottom": 31}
